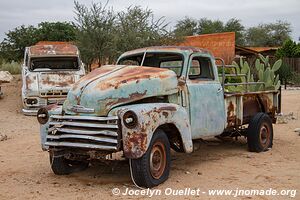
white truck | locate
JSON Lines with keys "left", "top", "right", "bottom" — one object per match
{"left": 22, "top": 42, "right": 85, "bottom": 115}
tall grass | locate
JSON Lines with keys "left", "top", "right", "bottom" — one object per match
{"left": 0, "top": 61, "right": 21, "bottom": 74}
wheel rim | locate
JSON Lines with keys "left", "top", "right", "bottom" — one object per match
{"left": 150, "top": 141, "right": 166, "bottom": 179}
{"left": 259, "top": 124, "right": 270, "bottom": 148}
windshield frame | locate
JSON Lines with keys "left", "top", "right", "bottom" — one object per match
{"left": 28, "top": 56, "right": 81, "bottom": 72}
{"left": 117, "top": 51, "right": 184, "bottom": 77}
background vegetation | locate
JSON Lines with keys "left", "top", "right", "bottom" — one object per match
{"left": 276, "top": 39, "right": 300, "bottom": 86}
{"left": 0, "top": 1, "right": 297, "bottom": 80}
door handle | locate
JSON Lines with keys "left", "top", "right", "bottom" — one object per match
{"left": 217, "top": 87, "right": 223, "bottom": 93}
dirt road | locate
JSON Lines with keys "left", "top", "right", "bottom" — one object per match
{"left": 0, "top": 77, "right": 299, "bottom": 200}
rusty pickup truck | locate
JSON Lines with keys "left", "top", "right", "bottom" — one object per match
{"left": 22, "top": 42, "right": 85, "bottom": 115}
{"left": 37, "top": 46, "right": 280, "bottom": 188}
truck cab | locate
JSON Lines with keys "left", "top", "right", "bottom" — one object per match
{"left": 37, "top": 46, "right": 279, "bottom": 188}
{"left": 22, "top": 42, "right": 85, "bottom": 115}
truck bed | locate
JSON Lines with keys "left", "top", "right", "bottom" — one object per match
{"left": 224, "top": 90, "right": 280, "bottom": 129}
{"left": 216, "top": 58, "right": 280, "bottom": 129}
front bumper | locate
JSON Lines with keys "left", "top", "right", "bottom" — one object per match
{"left": 22, "top": 108, "right": 39, "bottom": 116}
{"left": 23, "top": 97, "right": 66, "bottom": 116}
{"left": 44, "top": 115, "right": 121, "bottom": 151}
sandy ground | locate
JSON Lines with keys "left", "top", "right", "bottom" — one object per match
{"left": 0, "top": 76, "right": 299, "bottom": 200}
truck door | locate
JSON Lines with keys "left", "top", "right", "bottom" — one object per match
{"left": 186, "top": 55, "right": 226, "bottom": 139}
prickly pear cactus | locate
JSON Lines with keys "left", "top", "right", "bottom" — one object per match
{"left": 230, "top": 57, "right": 253, "bottom": 92}
{"left": 256, "top": 54, "right": 282, "bottom": 91}
{"left": 225, "top": 54, "right": 282, "bottom": 92}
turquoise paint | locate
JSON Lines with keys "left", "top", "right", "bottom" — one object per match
{"left": 187, "top": 81, "right": 226, "bottom": 138}
{"left": 64, "top": 65, "right": 178, "bottom": 116}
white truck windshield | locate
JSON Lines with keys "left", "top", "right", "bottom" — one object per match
{"left": 30, "top": 57, "right": 79, "bottom": 71}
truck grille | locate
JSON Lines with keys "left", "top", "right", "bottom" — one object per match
{"left": 46, "top": 115, "right": 120, "bottom": 151}
{"left": 47, "top": 98, "right": 65, "bottom": 105}
{"left": 40, "top": 91, "right": 68, "bottom": 97}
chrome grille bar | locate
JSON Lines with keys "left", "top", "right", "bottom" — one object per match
{"left": 49, "top": 121, "right": 118, "bottom": 129}
{"left": 45, "top": 142, "right": 118, "bottom": 150}
{"left": 48, "top": 127, "right": 118, "bottom": 137}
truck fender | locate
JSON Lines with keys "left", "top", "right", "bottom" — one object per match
{"left": 110, "top": 103, "right": 193, "bottom": 159}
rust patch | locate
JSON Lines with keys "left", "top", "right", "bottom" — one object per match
{"left": 243, "top": 95, "right": 261, "bottom": 122}
{"left": 162, "top": 111, "right": 169, "bottom": 118}
{"left": 25, "top": 76, "right": 33, "bottom": 89}
{"left": 227, "top": 101, "right": 235, "bottom": 127}
{"left": 105, "top": 91, "right": 148, "bottom": 108}
{"left": 157, "top": 106, "right": 177, "bottom": 112}
{"left": 258, "top": 94, "right": 277, "bottom": 119}
{"left": 124, "top": 132, "right": 147, "bottom": 158}
{"left": 259, "top": 94, "right": 273, "bottom": 112}
{"left": 178, "top": 80, "right": 185, "bottom": 87}
{"left": 45, "top": 103, "right": 59, "bottom": 111}
{"left": 29, "top": 43, "right": 78, "bottom": 56}
{"left": 72, "top": 65, "right": 120, "bottom": 91}
{"left": 41, "top": 73, "right": 75, "bottom": 87}
{"left": 96, "top": 66, "right": 173, "bottom": 91}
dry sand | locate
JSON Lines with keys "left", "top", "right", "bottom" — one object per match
{"left": 0, "top": 76, "right": 299, "bottom": 200}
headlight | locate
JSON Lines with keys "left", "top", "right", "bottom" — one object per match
{"left": 123, "top": 111, "right": 138, "bottom": 128}
{"left": 37, "top": 107, "right": 49, "bottom": 124}
{"left": 25, "top": 98, "right": 38, "bottom": 105}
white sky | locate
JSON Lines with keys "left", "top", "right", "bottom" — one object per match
{"left": 0, "top": 0, "right": 299, "bottom": 42}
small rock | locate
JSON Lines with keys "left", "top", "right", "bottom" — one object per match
{"left": 294, "top": 128, "right": 300, "bottom": 133}
{"left": 0, "top": 134, "right": 8, "bottom": 141}
{"left": 0, "top": 71, "right": 13, "bottom": 83}
{"left": 276, "top": 116, "right": 288, "bottom": 124}
{"left": 197, "top": 172, "right": 202, "bottom": 175}
{"left": 185, "top": 171, "right": 191, "bottom": 174}
{"left": 246, "top": 155, "right": 252, "bottom": 158}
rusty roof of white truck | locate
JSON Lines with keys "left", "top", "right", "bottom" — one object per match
{"left": 29, "top": 42, "right": 79, "bottom": 57}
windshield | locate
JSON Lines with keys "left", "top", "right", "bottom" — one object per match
{"left": 30, "top": 57, "right": 79, "bottom": 71}
{"left": 117, "top": 52, "right": 183, "bottom": 76}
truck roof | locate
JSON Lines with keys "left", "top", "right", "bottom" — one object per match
{"left": 28, "top": 42, "right": 79, "bottom": 57}
{"left": 120, "top": 46, "right": 212, "bottom": 57}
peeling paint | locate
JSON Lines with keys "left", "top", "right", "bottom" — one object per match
{"left": 29, "top": 43, "right": 78, "bottom": 56}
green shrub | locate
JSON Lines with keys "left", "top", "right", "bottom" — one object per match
{"left": 0, "top": 61, "right": 21, "bottom": 74}
{"left": 291, "top": 73, "right": 300, "bottom": 86}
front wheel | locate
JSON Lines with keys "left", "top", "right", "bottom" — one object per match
{"left": 247, "top": 113, "right": 273, "bottom": 152}
{"left": 130, "top": 129, "right": 171, "bottom": 188}
{"left": 49, "top": 151, "right": 89, "bottom": 175}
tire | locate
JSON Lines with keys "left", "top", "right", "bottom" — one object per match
{"left": 247, "top": 112, "right": 273, "bottom": 152}
{"left": 131, "top": 129, "right": 171, "bottom": 188}
{"left": 49, "top": 151, "right": 89, "bottom": 175}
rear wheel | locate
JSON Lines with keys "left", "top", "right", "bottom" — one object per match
{"left": 247, "top": 113, "right": 273, "bottom": 152}
{"left": 49, "top": 151, "right": 89, "bottom": 175}
{"left": 131, "top": 129, "right": 171, "bottom": 188}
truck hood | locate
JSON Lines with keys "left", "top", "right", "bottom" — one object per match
{"left": 63, "top": 65, "right": 178, "bottom": 116}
